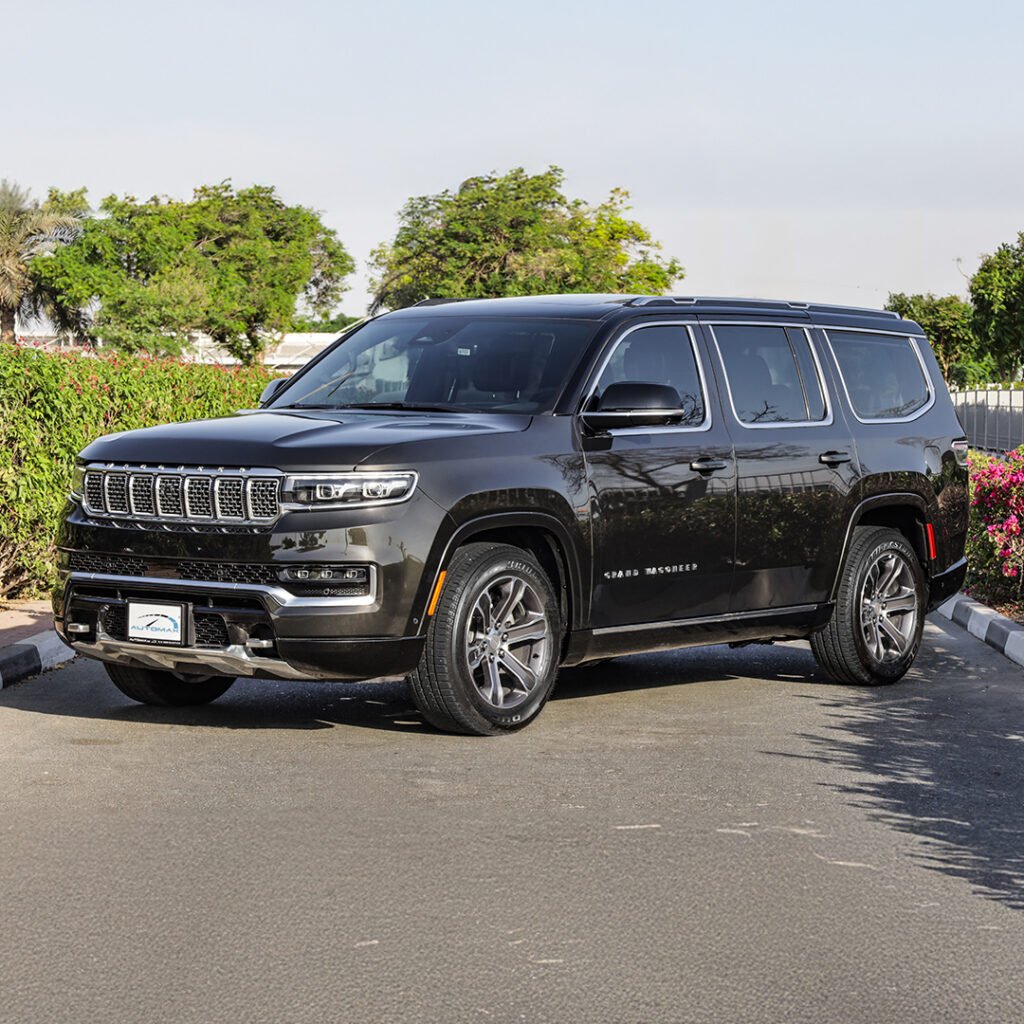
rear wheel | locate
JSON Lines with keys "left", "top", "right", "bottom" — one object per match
{"left": 409, "top": 543, "right": 561, "bottom": 735}
{"left": 811, "top": 526, "right": 926, "bottom": 685}
{"left": 104, "top": 664, "right": 235, "bottom": 706}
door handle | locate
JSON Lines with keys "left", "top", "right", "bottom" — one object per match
{"left": 819, "top": 450, "right": 852, "bottom": 466}
{"left": 690, "top": 457, "right": 728, "bottom": 473}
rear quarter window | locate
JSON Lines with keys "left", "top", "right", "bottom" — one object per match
{"left": 826, "top": 331, "right": 932, "bottom": 421}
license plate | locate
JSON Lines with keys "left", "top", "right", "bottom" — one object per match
{"left": 127, "top": 602, "right": 186, "bottom": 646}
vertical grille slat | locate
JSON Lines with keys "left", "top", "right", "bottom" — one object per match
{"left": 81, "top": 467, "right": 280, "bottom": 524}
{"left": 157, "top": 475, "right": 183, "bottom": 517}
{"left": 214, "top": 478, "right": 245, "bottom": 519}
{"left": 129, "top": 475, "right": 155, "bottom": 515}
{"left": 247, "top": 479, "right": 279, "bottom": 520}
{"left": 85, "top": 473, "right": 105, "bottom": 513}
{"left": 105, "top": 474, "right": 129, "bottom": 513}
{"left": 184, "top": 477, "right": 213, "bottom": 518}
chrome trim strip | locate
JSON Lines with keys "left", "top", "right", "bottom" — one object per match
{"left": 67, "top": 568, "right": 379, "bottom": 609}
{"left": 821, "top": 329, "right": 936, "bottom": 425}
{"left": 705, "top": 323, "right": 835, "bottom": 430}
{"left": 592, "top": 603, "right": 822, "bottom": 636}
{"left": 579, "top": 321, "right": 712, "bottom": 435}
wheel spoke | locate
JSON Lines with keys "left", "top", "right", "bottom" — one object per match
{"left": 485, "top": 659, "right": 504, "bottom": 706}
{"left": 476, "top": 590, "right": 495, "bottom": 632}
{"left": 494, "top": 579, "right": 526, "bottom": 628}
{"left": 879, "top": 615, "right": 908, "bottom": 653}
{"left": 499, "top": 651, "right": 537, "bottom": 692}
{"left": 467, "top": 646, "right": 483, "bottom": 671}
{"left": 885, "top": 591, "right": 917, "bottom": 614}
{"left": 505, "top": 611, "right": 547, "bottom": 647}
{"left": 877, "top": 556, "right": 902, "bottom": 597}
{"left": 865, "top": 620, "right": 883, "bottom": 661}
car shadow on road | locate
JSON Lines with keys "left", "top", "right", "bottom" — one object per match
{"left": 766, "top": 626, "right": 1024, "bottom": 911}
{"left": 0, "top": 670, "right": 437, "bottom": 734}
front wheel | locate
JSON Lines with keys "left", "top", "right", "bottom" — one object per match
{"left": 105, "top": 664, "right": 236, "bottom": 706}
{"left": 409, "top": 543, "right": 562, "bottom": 735}
{"left": 811, "top": 526, "right": 927, "bottom": 685}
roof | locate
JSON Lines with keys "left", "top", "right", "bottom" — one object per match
{"left": 384, "top": 293, "right": 907, "bottom": 325}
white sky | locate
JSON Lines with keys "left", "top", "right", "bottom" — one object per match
{"left": 9, "top": 0, "right": 1024, "bottom": 314}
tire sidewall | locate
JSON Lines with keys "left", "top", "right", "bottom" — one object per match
{"left": 442, "top": 548, "right": 561, "bottom": 731}
{"left": 849, "top": 535, "right": 926, "bottom": 682}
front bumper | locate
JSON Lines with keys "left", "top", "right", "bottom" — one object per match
{"left": 55, "top": 570, "right": 426, "bottom": 682}
{"left": 71, "top": 633, "right": 425, "bottom": 682}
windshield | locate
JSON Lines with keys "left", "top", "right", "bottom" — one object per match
{"left": 269, "top": 315, "right": 598, "bottom": 413}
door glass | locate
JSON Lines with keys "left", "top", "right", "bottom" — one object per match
{"left": 596, "top": 325, "right": 706, "bottom": 426}
{"left": 714, "top": 324, "right": 827, "bottom": 424}
{"left": 828, "top": 331, "right": 931, "bottom": 420}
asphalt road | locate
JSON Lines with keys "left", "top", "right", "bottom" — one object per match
{"left": 1, "top": 616, "right": 1022, "bottom": 1024}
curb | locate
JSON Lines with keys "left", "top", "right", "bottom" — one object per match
{"left": 934, "top": 594, "right": 1024, "bottom": 669}
{"left": 0, "top": 630, "right": 76, "bottom": 689}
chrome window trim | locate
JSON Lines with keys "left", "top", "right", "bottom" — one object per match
{"left": 66, "top": 567, "right": 379, "bottom": 609}
{"left": 822, "top": 328, "right": 935, "bottom": 424}
{"left": 705, "top": 322, "right": 834, "bottom": 430}
{"left": 580, "top": 321, "right": 712, "bottom": 435}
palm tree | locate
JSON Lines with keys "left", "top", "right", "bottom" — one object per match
{"left": 0, "top": 180, "right": 81, "bottom": 344}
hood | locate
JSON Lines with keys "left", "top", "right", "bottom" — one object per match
{"left": 79, "top": 409, "right": 531, "bottom": 471}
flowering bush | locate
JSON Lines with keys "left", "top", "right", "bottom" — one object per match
{"left": 965, "top": 448, "right": 1024, "bottom": 609}
{"left": 0, "top": 345, "right": 273, "bottom": 598}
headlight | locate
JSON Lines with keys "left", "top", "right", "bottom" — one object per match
{"left": 281, "top": 472, "right": 418, "bottom": 509}
{"left": 70, "top": 463, "right": 86, "bottom": 499}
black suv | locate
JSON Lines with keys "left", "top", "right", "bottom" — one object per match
{"left": 55, "top": 295, "right": 969, "bottom": 734}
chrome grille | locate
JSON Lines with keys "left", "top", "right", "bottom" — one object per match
{"left": 83, "top": 466, "right": 281, "bottom": 524}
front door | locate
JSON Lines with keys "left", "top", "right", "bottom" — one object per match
{"left": 584, "top": 322, "right": 736, "bottom": 629}
{"left": 701, "top": 320, "right": 861, "bottom": 612}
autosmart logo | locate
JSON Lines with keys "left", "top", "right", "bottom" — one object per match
{"left": 136, "top": 613, "right": 180, "bottom": 636}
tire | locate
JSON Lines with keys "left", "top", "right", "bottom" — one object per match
{"left": 811, "top": 526, "right": 927, "bottom": 686}
{"left": 409, "top": 543, "right": 562, "bottom": 735}
{"left": 105, "top": 663, "right": 235, "bottom": 706}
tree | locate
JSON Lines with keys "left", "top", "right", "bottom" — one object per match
{"left": 369, "top": 166, "right": 682, "bottom": 311}
{"left": 0, "top": 181, "right": 81, "bottom": 345}
{"left": 970, "top": 232, "right": 1024, "bottom": 381}
{"left": 33, "top": 183, "right": 355, "bottom": 363}
{"left": 884, "top": 292, "right": 989, "bottom": 386}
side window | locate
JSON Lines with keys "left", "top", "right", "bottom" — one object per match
{"left": 595, "top": 325, "right": 706, "bottom": 426}
{"left": 713, "top": 324, "right": 827, "bottom": 425}
{"left": 827, "top": 331, "right": 931, "bottom": 420}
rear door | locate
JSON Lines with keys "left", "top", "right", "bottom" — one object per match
{"left": 583, "top": 321, "right": 736, "bottom": 628}
{"left": 700, "top": 319, "right": 861, "bottom": 612}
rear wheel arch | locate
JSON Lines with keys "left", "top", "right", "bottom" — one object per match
{"left": 832, "top": 494, "right": 934, "bottom": 599}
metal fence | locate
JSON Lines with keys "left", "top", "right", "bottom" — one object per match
{"left": 950, "top": 386, "right": 1024, "bottom": 453}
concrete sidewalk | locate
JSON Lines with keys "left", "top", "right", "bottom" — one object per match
{"left": 0, "top": 599, "right": 75, "bottom": 688}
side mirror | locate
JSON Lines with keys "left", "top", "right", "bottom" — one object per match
{"left": 259, "top": 378, "right": 289, "bottom": 406}
{"left": 581, "top": 381, "right": 686, "bottom": 430}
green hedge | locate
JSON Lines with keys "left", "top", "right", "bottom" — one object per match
{"left": 0, "top": 345, "right": 272, "bottom": 598}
